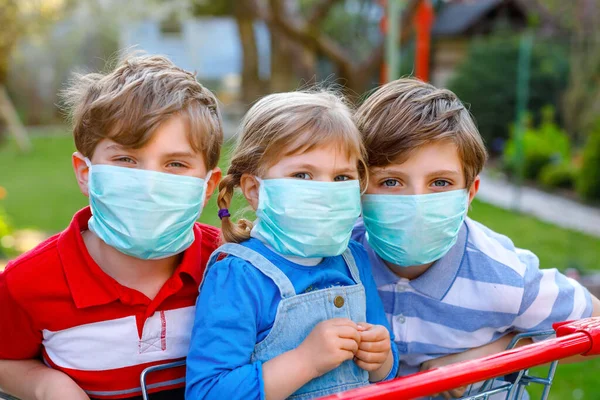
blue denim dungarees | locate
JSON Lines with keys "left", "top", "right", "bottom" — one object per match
{"left": 206, "top": 243, "right": 370, "bottom": 399}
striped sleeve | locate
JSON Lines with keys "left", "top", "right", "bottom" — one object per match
{"left": 512, "top": 250, "right": 593, "bottom": 332}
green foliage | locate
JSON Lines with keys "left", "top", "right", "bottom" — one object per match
{"left": 503, "top": 107, "right": 571, "bottom": 180}
{"left": 190, "top": 0, "right": 233, "bottom": 16}
{"left": 539, "top": 162, "right": 577, "bottom": 190}
{"left": 0, "top": 204, "right": 13, "bottom": 258}
{"left": 577, "top": 125, "right": 600, "bottom": 202}
{"left": 448, "top": 33, "right": 569, "bottom": 149}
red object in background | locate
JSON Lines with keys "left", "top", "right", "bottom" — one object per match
{"left": 379, "top": 0, "right": 389, "bottom": 85}
{"left": 318, "top": 317, "right": 600, "bottom": 400}
{"left": 414, "top": 0, "right": 434, "bottom": 82}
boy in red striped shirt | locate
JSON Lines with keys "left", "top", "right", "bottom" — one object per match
{"left": 0, "top": 54, "right": 223, "bottom": 400}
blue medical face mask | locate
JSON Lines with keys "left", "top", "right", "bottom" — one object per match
{"left": 252, "top": 178, "right": 362, "bottom": 258}
{"left": 361, "top": 189, "right": 469, "bottom": 267}
{"left": 85, "top": 159, "right": 210, "bottom": 260}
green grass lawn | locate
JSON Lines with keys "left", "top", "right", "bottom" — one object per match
{"left": 1, "top": 132, "right": 600, "bottom": 398}
{"left": 469, "top": 201, "right": 600, "bottom": 273}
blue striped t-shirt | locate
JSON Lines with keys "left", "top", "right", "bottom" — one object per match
{"left": 352, "top": 217, "right": 593, "bottom": 376}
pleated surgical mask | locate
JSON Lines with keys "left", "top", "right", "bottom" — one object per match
{"left": 86, "top": 159, "right": 210, "bottom": 259}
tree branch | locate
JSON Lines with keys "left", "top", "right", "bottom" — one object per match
{"left": 308, "top": 0, "right": 344, "bottom": 25}
{"left": 267, "top": 0, "right": 354, "bottom": 70}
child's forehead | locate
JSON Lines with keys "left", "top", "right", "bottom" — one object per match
{"left": 370, "top": 141, "right": 463, "bottom": 175}
{"left": 269, "top": 143, "right": 358, "bottom": 170}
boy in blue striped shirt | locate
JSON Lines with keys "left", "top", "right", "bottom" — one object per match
{"left": 352, "top": 78, "right": 600, "bottom": 396}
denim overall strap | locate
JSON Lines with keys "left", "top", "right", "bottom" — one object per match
{"left": 341, "top": 247, "right": 362, "bottom": 285}
{"left": 250, "top": 247, "right": 369, "bottom": 399}
{"left": 204, "top": 243, "right": 296, "bottom": 299}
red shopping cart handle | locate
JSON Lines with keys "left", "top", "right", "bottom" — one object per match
{"left": 554, "top": 317, "right": 600, "bottom": 355}
{"left": 320, "top": 317, "right": 600, "bottom": 400}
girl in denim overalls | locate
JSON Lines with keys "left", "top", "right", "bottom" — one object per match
{"left": 186, "top": 91, "right": 399, "bottom": 400}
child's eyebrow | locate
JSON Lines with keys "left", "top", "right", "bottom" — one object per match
{"left": 334, "top": 167, "right": 359, "bottom": 175}
{"left": 164, "top": 151, "right": 197, "bottom": 159}
{"left": 105, "top": 143, "right": 128, "bottom": 152}
{"left": 371, "top": 168, "right": 406, "bottom": 177}
{"left": 286, "top": 163, "right": 318, "bottom": 171}
{"left": 425, "top": 169, "right": 462, "bottom": 177}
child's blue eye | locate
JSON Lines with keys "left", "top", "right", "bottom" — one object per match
{"left": 116, "top": 157, "right": 135, "bottom": 164}
{"left": 168, "top": 162, "right": 186, "bottom": 168}
{"left": 293, "top": 173, "right": 311, "bottom": 180}
{"left": 383, "top": 179, "right": 400, "bottom": 187}
{"left": 432, "top": 180, "right": 450, "bottom": 187}
{"left": 334, "top": 175, "right": 350, "bottom": 182}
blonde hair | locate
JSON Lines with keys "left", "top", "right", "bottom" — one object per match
{"left": 355, "top": 78, "right": 488, "bottom": 188}
{"left": 219, "top": 90, "right": 367, "bottom": 243}
{"left": 60, "top": 54, "right": 223, "bottom": 169}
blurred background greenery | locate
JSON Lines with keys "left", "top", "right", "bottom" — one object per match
{"left": 1, "top": 0, "right": 600, "bottom": 398}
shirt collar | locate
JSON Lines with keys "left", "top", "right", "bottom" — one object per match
{"left": 58, "top": 207, "right": 207, "bottom": 309}
{"left": 361, "top": 219, "right": 468, "bottom": 301}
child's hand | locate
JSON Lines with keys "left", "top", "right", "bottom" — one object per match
{"left": 354, "top": 323, "right": 391, "bottom": 372}
{"left": 420, "top": 356, "right": 467, "bottom": 399}
{"left": 296, "top": 318, "right": 361, "bottom": 378}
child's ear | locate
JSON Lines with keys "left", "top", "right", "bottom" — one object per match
{"left": 468, "top": 176, "right": 480, "bottom": 205}
{"left": 203, "top": 167, "right": 222, "bottom": 207}
{"left": 240, "top": 174, "right": 260, "bottom": 211}
{"left": 72, "top": 152, "right": 90, "bottom": 197}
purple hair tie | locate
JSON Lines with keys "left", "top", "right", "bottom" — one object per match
{"left": 218, "top": 208, "right": 231, "bottom": 220}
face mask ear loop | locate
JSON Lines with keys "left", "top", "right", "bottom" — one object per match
{"left": 254, "top": 176, "right": 264, "bottom": 206}
{"left": 83, "top": 157, "right": 93, "bottom": 192}
{"left": 200, "top": 170, "right": 214, "bottom": 204}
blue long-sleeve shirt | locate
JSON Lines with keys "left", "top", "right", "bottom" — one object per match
{"left": 186, "top": 238, "right": 399, "bottom": 400}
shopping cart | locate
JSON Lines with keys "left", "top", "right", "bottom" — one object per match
{"left": 138, "top": 317, "right": 600, "bottom": 400}
{"left": 1, "top": 318, "right": 597, "bottom": 400}
{"left": 318, "top": 317, "right": 600, "bottom": 400}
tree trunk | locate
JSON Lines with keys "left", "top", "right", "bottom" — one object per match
{"left": 0, "top": 0, "right": 21, "bottom": 144}
{"left": 234, "top": 1, "right": 265, "bottom": 106}
{"left": 0, "top": 85, "right": 31, "bottom": 152}
{"left": 269, "top": 0, "right": 315, "bottom": 92}
{"left": 261, "top": 0, "right": 422, "bottom": 97}
{"left": 270, "top": 27, "right": 296, "bottom": 92}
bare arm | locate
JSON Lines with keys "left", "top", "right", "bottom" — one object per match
{"left": 420, "top": 333, "right": 521, "bottom": 399}
{"left": 0, "top": 359, "right": 88, "bottom": 400}
{"left": 421, "top": 333, "right": 521, "bottom": 373}
{"left": 261, "top": 349, "right": 319, "bottom": 400}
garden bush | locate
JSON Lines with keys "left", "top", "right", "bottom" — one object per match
{"left": 449, "top": 33, "right": 569, "bottom": 152}
{"left": 503, "top": 107, "right": 571, "bottom": 180}
{"left": 539, "top": 162, "right": 577, "bottom": 190}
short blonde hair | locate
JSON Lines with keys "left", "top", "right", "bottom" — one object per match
{"left": 355, "top": 78, "right": 488, "bottom": 187}
{"left": 61, "top": 54, "right": 223, "bottom": 169}
{"left": 219, "top": 90, "right": 367, "bottom": 243}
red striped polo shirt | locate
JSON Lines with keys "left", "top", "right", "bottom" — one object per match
{"left": 0, "top": 207, "right": 220, "bottom": 399}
